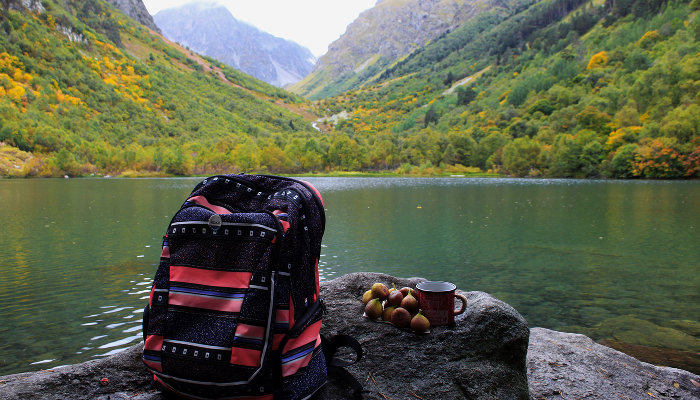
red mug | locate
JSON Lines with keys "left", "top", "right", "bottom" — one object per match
{"left": 416, "top": 281, "right": 467, "bottom": 326}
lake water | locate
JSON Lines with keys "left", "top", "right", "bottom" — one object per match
{"left": 0, "top": 177, "right": 698, "bottom": 375}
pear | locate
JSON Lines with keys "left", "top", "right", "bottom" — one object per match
{"left": 382, "top": 305, "right": 396, "bottom": 321}
{"left": 385, "top": 289, "right": 403, "bottom": 307}
{"left": 364, "top": 298, "right": 383, "bottom": 320}
{"left": 390, "top": 307, "right": 412, "bottom": 329}
{"left": 411, "top": 309, "right": 430, "bottom": 333}
{"left": 370, "top": 282, "right": 389, "bottom": 300}
{"left": 362, "top": 289, "right": 373, "bottom": 304}
{"left": 400, "top": 291, "right": 419, "bottom": 314}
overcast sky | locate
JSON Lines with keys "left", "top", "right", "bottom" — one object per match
{"left": 141, "top": 0, "right": 377, "bottom": 57}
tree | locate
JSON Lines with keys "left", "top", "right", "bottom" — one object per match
{"left": 327, "top": 135, "right": 366, "bottom": 171}
{"left": 502, "top": 137, "right": 542, "bottom": 176}
{"left": 633, "top": 138, "right": 686, "bottom": 178}
{"left": 474, "top": 132, "right": 508, "bottom": 169}
{"left": 548, "top": 134, "right": 581, "bottom": 176}
{"left": 447, "top": 132, "right": 477, "bottom": 166}
{"left": 456, "top": 85, "right": 476, "bottom": 106}
{"left": 424, "top": 105, "right": 439, "bottom": 127}
{"left": 609, "top": 143, "right": 637, "bottom": 178}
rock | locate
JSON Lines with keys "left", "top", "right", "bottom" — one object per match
{"left": 0, "top": 340, "right": 154, "bottom": 400}
{"left": 316, "top": 272, "right": 530, "bottom": 399}
{"left": 1, "top": 273, "right": 697, "bottom": 400}
{"left": 105, "top": 0, "right": 161, "bottom": 34}
{"left": 153, "top": 3, "right": 316, "bottom": 87}
{"left": 527, "top": 328, "right": 700, "bottom": 400}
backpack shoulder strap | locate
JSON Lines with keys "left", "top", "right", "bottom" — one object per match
{"left": 322, "top": 334, "right": 365, "bottom": 399}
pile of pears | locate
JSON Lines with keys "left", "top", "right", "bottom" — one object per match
{"left": 362, "top": 283, "right": 430, "bottom": 334}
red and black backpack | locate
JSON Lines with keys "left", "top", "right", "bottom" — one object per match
{"left": 142, "top": 174, "right": 336, "bottom": 399}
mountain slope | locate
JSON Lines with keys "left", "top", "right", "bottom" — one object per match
{"left": 312, "top": 0, "right": 699, "bottom": 178}
{"left": 105, "top": 0, "right": 160, "bottom": 33}
{"left": 154, "top": 2, "right": 316, "bottom": 87}
{"left": 289, "top": 0, "right": 517, "bottom": 99}
{"left": 0, "top": 0, "right": 321, "bottom": 177}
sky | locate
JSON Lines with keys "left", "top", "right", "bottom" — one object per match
{"left": 141, "top": 0, "right": 378, "bottom": 57}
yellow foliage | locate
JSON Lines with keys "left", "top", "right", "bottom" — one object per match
{"left": 587, "top": 51, "right": 608, "bottom": 70}
{"left": 0, "top": 87, "right": 5, "bottom": 97}
{"left": 103, "top": 75, "right": 118, "bottom": 86}
{"left": 103, "top": 57, "right": 115, "bottom": 71}
{"left": 55, "top": 88, "right": 83, "bottom": 105}
{"left": 6, "top": 86, "right": 25, "bottom": 102}
{"left": 637, "top": 30, "right": 661, "bottom": 48}
{"left": 499, "top": 90, "right": 511, "bottom": 105}
{"left": 46, "top": 14, "right": 56, "bottom": 29}
{"left": 605, "top": 126, "right": 642, "bottom": 150}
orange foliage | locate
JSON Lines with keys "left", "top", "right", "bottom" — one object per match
{"left": 633, "top": 138, "right": 686, "bottom": 178}
{"left": 587, "top": 51, "right": 608, "bottom": 70}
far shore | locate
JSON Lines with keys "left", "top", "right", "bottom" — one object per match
{"left": 1, "top": 171, "right": 504, "bottom": 179}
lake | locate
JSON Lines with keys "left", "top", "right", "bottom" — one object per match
{"left": 0, "top": 177, "right": 698, "bottom": 375}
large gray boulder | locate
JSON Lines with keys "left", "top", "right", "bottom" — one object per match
{"left": 527, "top": 328, "right": 700, "bottom": 400}
{"left": 316, "top": 272, "right": 530, "bottom": 400}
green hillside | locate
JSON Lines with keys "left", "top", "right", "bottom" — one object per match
{"left": 1, "top": 0, "right": 698, "bottom": 178}
{"left": 314, "top": 0, "right": 700, "bottom": 178}
{"left": 0, "top": 0, "right": 322, "bottom": 177}
{"left": 289, "top": 0, "right": 519, "bottom": 101}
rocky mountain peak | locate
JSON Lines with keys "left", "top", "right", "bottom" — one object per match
{"left": 291, "top": 0, "right": 502, "bottom": 98}
{"left": 153, "top": 2, "right": 316, "bottom": 87}
{"left": 105, "top": 0, "right": 161, "bottom": 33}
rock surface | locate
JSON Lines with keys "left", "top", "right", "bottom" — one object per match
{"left": 527, "top": 328, "right": 700, "bottom": 400}
{"left": 0, "top": 273, "right": 698, "bottom": 400}
{"left": 316, "top": 272, "right": 530, "bottom": 399}
{"left": 105, "top": 0, "right": 161, "bottom": 33}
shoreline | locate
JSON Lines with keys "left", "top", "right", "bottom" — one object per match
{"left": 0, "top": 271, "right": 698, "bottom": 399}
{"left": 0, "top": 171, "right": 503, "bottom": 179}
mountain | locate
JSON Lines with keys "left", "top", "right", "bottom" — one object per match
{"left": 289, "top": 0, "right": 507, "bottom": 100}
{"left": 153, "top": 2, "right": 316, "bottom": 87}
{"left": 309, "top": 0, "right": 699, "bottom": 178}
{"left": 0, "top": 0, "right": 321, "bottom": 177}
{"left": 1, "top": 0, "right": 697, "bottom": 179}
{"left": 105, "top": 0, "right": 160, "bottom": 33}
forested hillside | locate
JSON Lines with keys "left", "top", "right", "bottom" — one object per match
{"left": 315, "top": 0, "right": 700, "bottom": 178}
{"left": 1, "top": 0, "right": 698, "bottom": 178}
{"left": 0, "top": 0, "right": 321, "bottom": 177}
{"left": 290, "top": 0, "right": 506, "bottom": 100}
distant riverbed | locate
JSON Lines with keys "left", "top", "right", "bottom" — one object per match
{"left": 0, "top": 177, "right": 698, "bottom": 375}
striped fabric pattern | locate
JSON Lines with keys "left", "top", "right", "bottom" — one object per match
{"left": 142, "top": 175, "right": 326, "bottom": 399}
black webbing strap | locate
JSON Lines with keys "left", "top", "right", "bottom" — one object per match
{"left": 322, "top": 335, "right": 365, "bottom": 398}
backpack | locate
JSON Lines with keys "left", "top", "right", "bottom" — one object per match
{"left": 142, "top": 174, "right": 333, "bottom": 399}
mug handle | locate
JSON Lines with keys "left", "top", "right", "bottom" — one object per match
{"left": 454, "top": 293, "right": 467, "bottom": 315}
